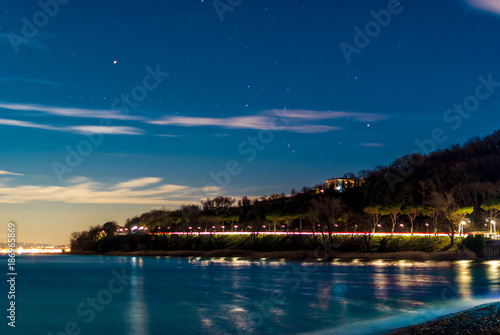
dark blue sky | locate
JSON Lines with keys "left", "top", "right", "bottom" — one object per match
{"left": 1, "top": 0, "right": 500, "bottom": 243}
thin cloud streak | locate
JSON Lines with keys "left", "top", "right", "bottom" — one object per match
{"left": 0, "top": 118, "right": 143, "bottom": 135}
{"left": 0, "top": 170, "right": 23, "bottom": 176}
{"left": 0, "top": 77, "right": 64, "bottom": 86}
{"left": 0, "top": 178, "right": 216, "bottom": 205}
{"left": 269, "top": 109, "right": 387, "bottom": 122}
{"left": 150, "top": 115, "right": 270, "bottom": 128}
{"left": 0, "top": 101, "right": 143, "bottom": 121}
{"left": 150, "top": 115, "right": 341, "bottom": 133}
{"left": 71, "top": 125, "right": 143, "bottom": 135}
{"left": 465, "top": 0, "right": 500, "bottom": 15}
{"left": 0, "top": 101, "right": 385, "bottom": 135}
{"left": 113, "top": 177, "right": 163, "bottom": 189}
{"left": 360, "top": 143, "right": 385, "bottom": 147}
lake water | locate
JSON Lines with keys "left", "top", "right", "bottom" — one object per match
{"left": 1, "top": 255, "right": 500, "bottom": 335}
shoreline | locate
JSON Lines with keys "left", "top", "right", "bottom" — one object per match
{"left": 387, "top": 302, "right": 500, "bottom": 334}
{"left": 69, "top": 248, "right": 478, "bottom": 261}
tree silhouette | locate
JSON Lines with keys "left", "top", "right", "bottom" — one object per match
{"left": 103, "top": 221, "right": 119, "bottom": 237}
{"left": 363, "top": 204, "right": 383, "bottom": 234}
{"left": 312, "top": 197, "right": 344, "bottom": 243}
{"left": 481, "top": 198, "right": 500, "bottom": 221}
{"left": 402, "top": 204, "right": 423, "bottom": 235}
{"left": 381, "top": 203, "right": 403, "bottom": 235}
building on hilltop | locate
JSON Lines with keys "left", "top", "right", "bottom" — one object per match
{"left": 326, "top": 178, "right": 363, "bottom": 192}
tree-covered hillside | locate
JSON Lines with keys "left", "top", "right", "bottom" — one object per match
{"left": 71, "top": 130, "right": 500, "bottom": 251}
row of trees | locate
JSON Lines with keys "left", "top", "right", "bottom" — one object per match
{"left": 82, "top": 182, "right": 499, "bottom": 245}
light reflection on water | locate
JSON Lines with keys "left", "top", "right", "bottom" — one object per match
{"left": 456, "top": 260, "right": 473, "bottom": 298}
{"left": 8, "top": 255, "right": 500, "bottom": 335}
{"left": 486, "top": 260, "right": 500, "bottom": 295}
{"left": 127, "top": 257, "right": 149, "bottom": 335}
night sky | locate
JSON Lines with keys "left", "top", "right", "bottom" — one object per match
{"left": 1, "top": 0, "right": 500, "bottom": 244}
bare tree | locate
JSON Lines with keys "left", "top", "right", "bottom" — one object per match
{"left": 381, "top": 203, "right": 403, "bottom": 235}
{"left": 363, "top": 204, "right": 383, "bottom": 234}
{"left": 312, "top": 197, "right": 344, "bottom": 243}
{"left": 402, "top": 204, "right": 423, "bottom": 235}
{"left": 429, "top": 191, "right": 472, "bottom": 245}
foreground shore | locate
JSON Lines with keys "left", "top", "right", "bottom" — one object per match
{"left": 71, "top": 248, "right": 477, "bottom": 260}
{"left": 388, "top": 302, "right": 500, "bottom": 334}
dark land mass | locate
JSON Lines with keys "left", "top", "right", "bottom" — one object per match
{"left": 71, "top": 130, "right": 500, "bottom": 256}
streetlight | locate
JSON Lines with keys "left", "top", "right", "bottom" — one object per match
{"left": 492, "top": 220, "right": 497, "bottom": 236}
{"left": 460, "top": 220, "right": 466, "bottom": 236}
{"left": 425, "top": 223, "right": 429, "bottom": 234}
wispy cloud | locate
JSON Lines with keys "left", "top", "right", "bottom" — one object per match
{"left": 0, "top": 101, "right": 142, "bottom": 121}
{"left": 150, "top": 115, "right": 270, "bottom": 128}
{"left": 70, "top": 125, "right": 143, "bottom": 135}
{"left": 0, "top": 101, "right": 386, "bottom": 135}
{"left": 360, "top": 143, "right": 385, "bottom": 147}
{"left": 0, "top": 118, "right": 56, "bottom": 131}
{"left": 0, "top": 170, "right": 23, "bottom": 176}
{"left": 113, "top": 177, "right": 163, "bottom": 189}
{"left": 0, "top": 118, "right": 143, "bottom": 135}
{"left": 149, "top": 109, "right": 385, "bottom": 134}
{"left": 0, "top": 77, "right": 63, "bottom": 86}
{"left": 465, "top": 0, "right": 500, "bottom": 15}
{"left": 267, "top": 109, "right": 387, "bottom": 122}
{"left": 0, "top": 177, "right": 215, "bottom": 206}
{"left": 150, "top": 114, "right": 340, "bottom": 133}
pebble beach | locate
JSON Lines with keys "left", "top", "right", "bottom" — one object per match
{"left": 389, "top": 302, "right": 500, "bottom": 334}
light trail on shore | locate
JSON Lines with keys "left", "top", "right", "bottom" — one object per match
{"left": 146, "top": 231, "right": 466, "bottom": 237}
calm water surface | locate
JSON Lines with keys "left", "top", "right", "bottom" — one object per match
{"left": 2, "top": 255, "right": 500, "bottom": 335}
